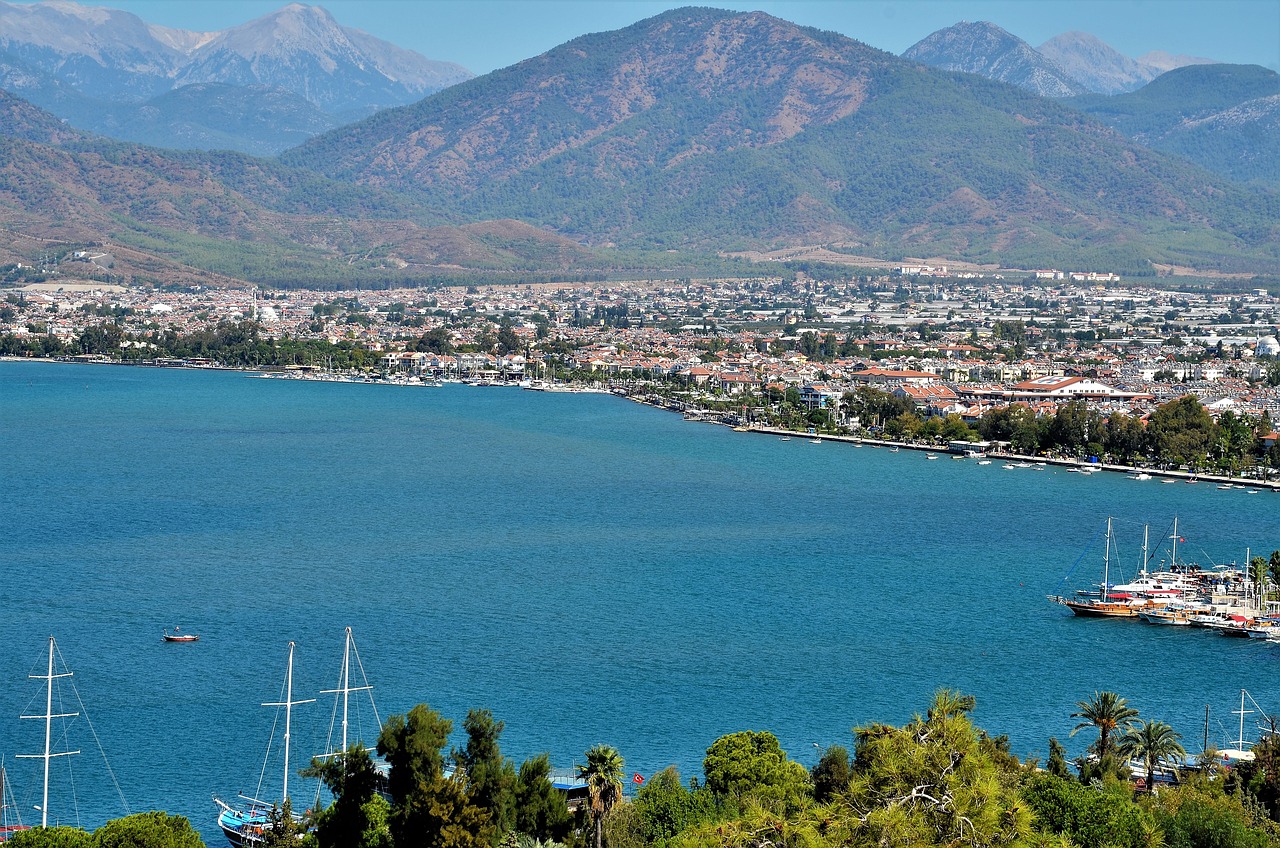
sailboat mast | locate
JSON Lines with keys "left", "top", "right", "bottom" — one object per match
{"left": 341, "top": 628, "right": 351, "bottom": 753}
{"left": 1103, "top": 517, "right": 1113, "bottom": 601}
{"left": 284, "top": 642, "right": 294, "bottom": 802}
{"left": 1171, "top": 517, "right": 1179, "bottom": 568}
{"left": 16, "top": 636, "right": 79, "bottom": 829}
{"left": 320, "top": 628, "right": 372, "bottom": 760}
{"left": 263, "top": 641, "right": 314, "bottom": 806}
{"left": 1235, "top": 688, "right": 1253, "bottom": 750}
{"left": 41, "top": 637, "right": 54, "bottom": 830}
{"left": 1142, "top": 525, "right": 1149, "bottom": 574}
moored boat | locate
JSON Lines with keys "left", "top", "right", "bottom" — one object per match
{"left": 215, "top": 641, "right": 313, "bottom": 847}
{"left": 1051, "top": 518, "right": 1149, "bottom": 618}
{"left": 162, "top": 627, "right": 199, "bottom": 642}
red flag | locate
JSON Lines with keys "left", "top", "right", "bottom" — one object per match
{"left": 1179, "top": 537, "right": 1185, "bottom": 542}
{"left": 632, "top": 773, "right": 644, "bottom": 784}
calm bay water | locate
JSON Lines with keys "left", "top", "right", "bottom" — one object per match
{"left": 1, "top": 361, "right": 1278, "bottom": 841}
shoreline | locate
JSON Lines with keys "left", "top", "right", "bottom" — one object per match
{"left": 621, "top": 390, "right": 1280, "bottom": 492}
{"left": 9, "top": 355, "right": 1280, "bottom": 492}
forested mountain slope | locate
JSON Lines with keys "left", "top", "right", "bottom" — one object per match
{"left": 285, "top": 8, "right": 1280, "bottom": 274}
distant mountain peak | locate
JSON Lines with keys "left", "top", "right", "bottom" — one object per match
{"left": 903, "top": 20, "right": 1085, "bottom": 98}
{"left": 1139, "top": 49, "right": 1218, "bottom": 73}
{"left": 0, "top": 0, "right": 473, "bottom": 143}
{"left": 1038, "top": 30, "right": 1157, "bottom": 94}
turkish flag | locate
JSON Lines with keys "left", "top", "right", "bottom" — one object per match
{"left": 632, "top": 773, "right": 644, "bottom": 784}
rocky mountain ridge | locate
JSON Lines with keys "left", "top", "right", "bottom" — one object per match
{"left": 903, "top": 21, "right": 1085, "bottom": 98}
{"left": 905, "top": 21, "right": 1217, "bottom": 97}
{"left": 0, "top": 0, "right": 472, "bottom": 153}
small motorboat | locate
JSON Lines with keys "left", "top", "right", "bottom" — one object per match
{"left": 163, "top": 627, "right": 200, "bottom": 643}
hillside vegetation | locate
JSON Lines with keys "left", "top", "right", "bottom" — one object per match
{"left": 286, "top": 8, "right": 1280, "bottom": 276}
{"left": 1067, "top": 64, "right": 1280, "bottom": 184}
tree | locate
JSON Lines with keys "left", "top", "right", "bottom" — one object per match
{"left": 926, "top": 687, "right": 975, "bottom": 721}
{"left": 1070, "top": 691, "right": 1139, "bottom": 760}
{"left": 810, "top": 745, "right": 851, "bottom": 804}
{"left": 1022, "top": 773, "right": 1153, "bottom": 848}
{"left": 4, "top": 828, "right": 95, "bottom": 848}
{"left": 1229, "top": 727, "right": 1280, "bottom": 819}
{"left": 379, "top": 704, "right": 493, "bottom": 848}
{"left": 513, "top": 753, "right": 571, "bottom": 843}
{"left": 92, "top": 813, "right": 204, "bottom": 848}
{"left": 392, "top": 769, "right": 493, "bottom": 848}
{"left": 262, "top": 798, "right": 303, "bottom": 848}
{"left": 1046, "top": 737, "right": 1072, "bottom": 780}
{"left": 1047, "top": 399, "right": 1101, "bottom": 453}
{"left": 625, "top": 766, "right": 717, "bottom": 845}
{"left": 577, "top": 745, "right": 625, "bottom": 848}
{"left": 1104, "top": 412, "right": 1146, "bottom": 463}
{"left": 838, "top": 689, "right": 1032, "bottom": 847}
{"left": 977, "top": 404, "right": 1035, "bottom": 442}
{"left": 1250, "top": 557, "right": 1270, "bottom": 597}
{"left": 378, "top": 704, "right": 451, "bottom": 806}
{"left": 1146, "top": 395, "right": 1216, "bottom": 465}
{"left": 1147, "top": 783, "right": 1279, "bottom": 848}
{"left": 414, "top": 328, "right": 454, "bottom": 354}
{"left": 1115, "top": 719, "right": 1185, "bottom": 793}
{"left": 497, "top": 322, "right": 521, "bottom": 356}
{"left": 302, "top": 744, "right": 392, "bottom": 848}
{"left": 456, "top": 709, "right": 516, "bottom": 843}
{"left": 702, "top": 731, "right": 810, "bottom": 812}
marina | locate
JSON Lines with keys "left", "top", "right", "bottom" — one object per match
{"left": 1, "top": 361, "right": 1278, "bottom": 842}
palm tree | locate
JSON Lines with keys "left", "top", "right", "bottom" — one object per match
{"left": 576, "top": 744, "right": 624, "bottom": 848}
{"left": 1115, "top": 720, "right": 1186, "bottom": 792}
{"left": 1069, "top": 691, "right": 1139, "bottom": 759}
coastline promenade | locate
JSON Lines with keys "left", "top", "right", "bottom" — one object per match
{"left": 743, "top": 424, "right": 1280, "bottom": 491}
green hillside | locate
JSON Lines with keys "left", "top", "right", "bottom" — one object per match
{"left": 284, "top": 9, "right": 1280, "bottom": 276}
{"left": 1066, "top": 64, "right": 1280, "bottom": 184}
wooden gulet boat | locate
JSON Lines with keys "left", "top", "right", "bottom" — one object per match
{"left": 1050, "top": 517, "right": 1145, "bottom": 617}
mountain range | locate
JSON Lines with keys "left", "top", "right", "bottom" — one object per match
{"left": 282, "top": 8, "right": 1278, "bottom": 271}
{"left": 0, "top": 6, "right": 1277, "bottom": 287}
{"left": 0, "top": 1, "right": 472, "bottom": 154}
{"left": 903, "top": 21, "right": 1215, "bottom": 98}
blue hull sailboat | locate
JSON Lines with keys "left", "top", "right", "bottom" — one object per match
{"left": 215, "top": 641, "right": 313, "bottom": 847}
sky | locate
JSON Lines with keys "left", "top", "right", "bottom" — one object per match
{"left": 26, "top": 0, "right": 1280, "bottom": 75}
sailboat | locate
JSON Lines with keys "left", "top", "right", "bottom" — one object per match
{"left": 1219, "top": 689, "right": 1268, "bottom": 766}
{"left": 0, "top": 759, "right": 30, "bottom": 843}
{"left": 1050, "top": 518, "right": 1145, "bottom": 617}
{"left": 215, "top": 641, "right": 315, "bottom": 848}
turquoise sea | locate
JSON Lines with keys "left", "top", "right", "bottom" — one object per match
{"left": 1, "top": 361, "right": 1278, "bottom": 841}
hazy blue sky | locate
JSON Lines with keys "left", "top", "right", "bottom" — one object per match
{"left": 45, "top": 0, "right": 1280, "bottom": 75}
